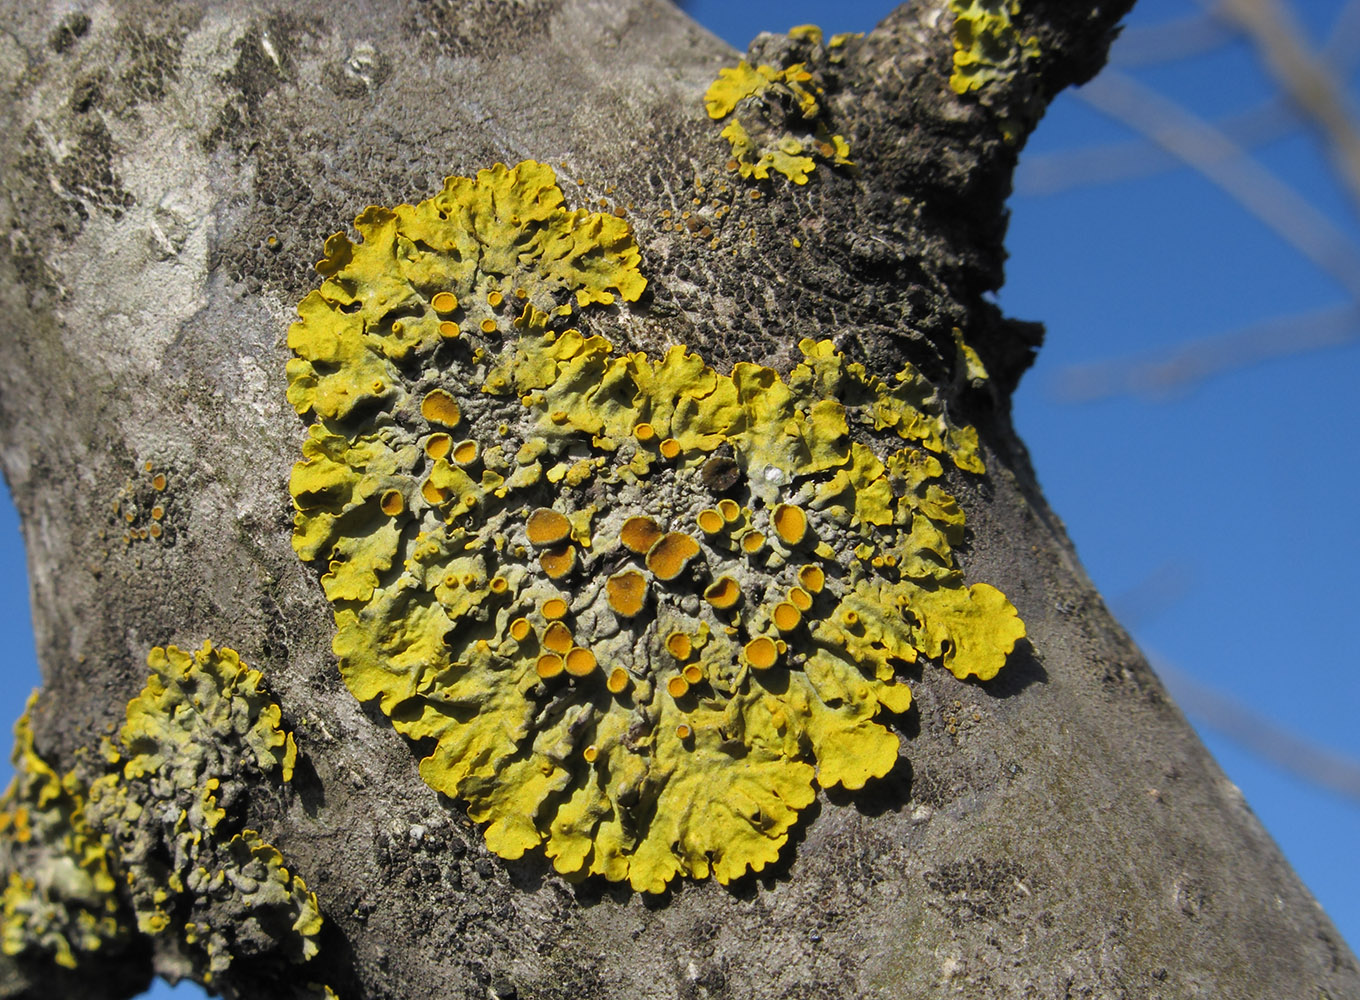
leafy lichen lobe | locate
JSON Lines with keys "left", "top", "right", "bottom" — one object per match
{"left": 703, "top": 25, "right": 855, "bottom": 185}
{"left": 0, "top": 698, "right": 124, "bottom": 970}
{"left": 948, "top": 0, "right": 1041, "bottom": 97}
{"left": 286, "top": 160, "right": 1026, "bottom": 893}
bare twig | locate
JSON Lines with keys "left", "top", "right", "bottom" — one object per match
{"left": 1019, "top": 1, "right": 1360, "bottom": 197}
{"left": 1324, "top": 0, "right": 1360, "bottom": 70}
{"left": 1214, "top": 0, "right": 1360, "bottom": 216}
{"left": 1053, "top": 303, "right": 1360, "bottom": 401}
{"left": 1015, "top": 98, "right": 1295, "bottom": 195}
{"left": 1075, "top": 69, "right": 1360, "bottom": 299}
{"left": 1110, "top": 12, "right": 1236, "bottom": 66}
{"left": 1154, "top": 657, "right": 1360, "bottom": 804}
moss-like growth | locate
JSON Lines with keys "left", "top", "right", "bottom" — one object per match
{"left": 704, "top": 25, "right": 855, "bottom": 185}
{"left": 286, "top": 162, "right": 1025, "bottom": 893}
{"left": 0, "top": 644, "right": 329, "bottom": 993}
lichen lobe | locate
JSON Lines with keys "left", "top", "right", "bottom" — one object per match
{"left": 286, "top": 160, "right": 1025, "bottom": 894}
{"left": 948, "top": 0, "right": 1041, "bottom": 98}
{"left": 704, "top": 25, "right": 856, "bottom": 185}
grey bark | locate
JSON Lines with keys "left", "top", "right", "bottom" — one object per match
{"left": 0, "top": 0, "right": 1355, "bottom": 998}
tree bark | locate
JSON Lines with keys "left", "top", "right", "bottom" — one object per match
{"left": 0, "top": 0, "right": 1355, "bottom": 998}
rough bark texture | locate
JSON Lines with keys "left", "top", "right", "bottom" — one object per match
{"left": 0, "top": 1, "right": 1356, "bottom": 998}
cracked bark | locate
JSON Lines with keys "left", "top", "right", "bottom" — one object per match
{"left": 0, "top": 0, "right": 1356, "bottom": 997}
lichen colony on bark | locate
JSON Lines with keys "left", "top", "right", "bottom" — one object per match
{"left": 0, "top": 1, "right": 1357, "bottom": 999}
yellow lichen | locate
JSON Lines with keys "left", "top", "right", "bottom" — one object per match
{"left": 948, "top": 0, "right": 1041, "bottom": 141}
{"left": 645, "top": 532, "right": 701, "bottom": 581}
{"left": 0, "top": 646, "right": 326, "bottom": 986}
{"left": 666, "top": 632, "right": 694, "bottom": 661}
{"left": 539, "top": 543, "right": 576, "bottom": 579}
{"left": 704, "top": 27, "right": 854, "bottom": 185}
{"left": 286, "top": 162, "right": 1023, "bottom": 894}
{"left": 542, "top": 622, "right": 574, "bottom": 655}
{"left": 620, "top": 515, "right": 663, "bottom": 554}
{"left": 949, "top": 0, "right": 1040, "bottom": 96}
{"left": 743, "top": 636, "right": 779, "bottom": 670}
{"left": 771, "top": 503, "right": 807, "bottom": 546}
{"left": 704, "top": 576, "right": 743, "bottom": 611}
{"left": 0, "top": 699, "right": 125, "bottom": 970}
{"left": 696, "top": 508, "right": 725, "bottom": 535}
{"left": 772, "top": 602, "right": 803, "bottom": 632}
{"left": 421, "top": 390, "right": 463, "bottom": 428}
{"left": 565, "top": 647, "right": 598, "bottom": 678}
{"left": 452, "top": 439, "right": 479, "bottom": 466}
{"left": 87, "top": 643, "right": 319, "bottom": 976}
{"left": 526, "top": 508, "right": 571, "bottom": 546}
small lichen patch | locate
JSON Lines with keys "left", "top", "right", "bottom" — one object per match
{"left": 0, "top": 698, "right": 126, "bottom": 970}
{"left": 704, "top": 26, "right": 854, "bottom": 185}
{"left": 948, "top": 0, "right": 1041, "bottom": 141}
{"left": 287, "top": 162, "right": 1024, "bottom": 894}
{"left": 1, "top": 645, "right": 328, "bottom": 991}
{"left": 621, "top": 515, "right": 664, "bottom": 554}
{"left": 607, "top": 570, "right": 648, "bottom": 617}
{"left": 86, "top": 642, "right": 319, "bottom": 981}
{"left": 108, "top": 463, "right": 179, "bottom": 549}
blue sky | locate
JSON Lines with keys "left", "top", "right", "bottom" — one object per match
{"left": 2, "top": 2, "right": 1356, "bottom": 995}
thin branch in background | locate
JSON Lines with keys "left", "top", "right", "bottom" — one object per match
{"left": 1111, "top": 567, "right": 1360, "bottom": 804}
{"left": 1075, "top": 69, "right": 1360, "bottom": 299}
{"left": 1015, "top": 99, "right": 1296, "bottom": 196}
{"left": 1029, "top": 2, "right": 1360, "bottom": 399}
{"left": 1019, "top": 2, "right": 1360, "bottom": 198}
{"left": 1325, "top": 0, "right": 1360, "bottom": 70}
{"left": 1053, "top": 303, "right": 1360, "bottom": 402}
{"left": 1153, "top": 657, "right": 1360, "bottom": 804}
{"left": 1110, "top": 12, "right": 1237, "bottom": 66}
{"left": 1025, "top": 3, "right": 1360, "bottom": 807}
{"left": 1214, "top": 0, "right": 1360, "bottom": 218}
{"left": 1107, "top": 561, "right": 1194, "bottom": 629}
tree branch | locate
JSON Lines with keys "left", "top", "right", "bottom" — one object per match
{"left": 0, "top": 2, "right": 1355, "bottom": 998}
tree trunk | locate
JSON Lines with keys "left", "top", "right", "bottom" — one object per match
{"left": 0, "top": 1, "right": 1354, "bottom": 997}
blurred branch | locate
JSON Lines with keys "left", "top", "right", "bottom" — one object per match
{"left": 1020, "top": 1, "right": 1360, "bottom": 197}
{"left": 1326, "top": 0, "right": 1360, "bottom": 70}
{"left": 1053, "top": 302, "right": 1360, "bottom": 401}
{"left": 1214, "top": 0, "right": 1360, "bottom": 215}
{"left": 1015, "top": 98, "right": 1295, "bottom": 195}
{"left": 1110, "top": 12, "right": 1236, "bottom": 66}
{"left": 1042, "top": 30, "right": 1360, "bottom": 401}
{"left": 1077, "top": 69, "right": 1360, "bottom": 298}
{"left": 1154, "top": 657, "right": 1360, "bottom": 804}
{"left": 1031, "top": 3, "right": 1360, "bottom": 808}
{"left": 1108, "top": 561, "right": 1193, "bottom": 628}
